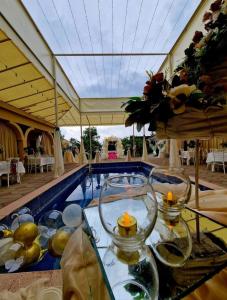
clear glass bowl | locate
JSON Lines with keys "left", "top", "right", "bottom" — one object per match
{"left": 149, "top": 167, "right": 191, "bottom": 213}
{"left": 149, "top": 167, "right": 192, "bottom": 267}
{"left": 149, "top": 210, "right": 192, "bottom": 267}
{"left": 99, "top": 174, "right": 158, "bottom": 251}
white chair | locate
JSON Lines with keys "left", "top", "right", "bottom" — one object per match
{"left": 28, "top": 157, "right": 40, "bottom": 173}
{"left": 0, "top": 161, "right": 11, "bottom": 187}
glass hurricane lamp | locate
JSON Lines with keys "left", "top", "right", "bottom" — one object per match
{"left": 149, "top": 167, "right": 192, "bottom": 267}
{"left": 99, "top": 174, "right": 159, "bottom": 300}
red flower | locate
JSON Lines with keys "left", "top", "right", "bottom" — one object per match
{"left": 203, "top": 11, "right": 212, "bottom": 22}
{"left": 192, "top": 31, "right": 203, "bottom": 43}
{"left": 153, "top": 72, "right": 164, "bottom": 82}
{"left": 179, "top": 69, "right": 188, "bottom": 83}
{"left": 210, "top": 0, "right": 222, "bottom": 12}
{"left": 143, "top": 85, "right": 152, "bottom": 95}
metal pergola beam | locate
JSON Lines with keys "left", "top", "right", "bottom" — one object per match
{"left": 54, "top": 52, "right": 168, "bottom": 57}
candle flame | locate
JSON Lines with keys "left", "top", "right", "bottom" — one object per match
{"left": 122, "top": 212, "right": 131, "bottom": 226}
{"left": 167, "top": 191, "right": 173, "bottom": 201}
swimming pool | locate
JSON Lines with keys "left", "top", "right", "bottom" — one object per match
{"left": 0, "top": 162, "right": 211, "bottom": 273}
{"left": 0, "top": 162, "right": 153, "bottom": 272}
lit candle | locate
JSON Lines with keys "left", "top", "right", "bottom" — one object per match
{"left": 167, "top": 191, "right": 173, "bottom": 201}
{"left": 117, "top": 212, "right": 137, "bottom": 237}
{"left": 164, "top": 191, "right": 177, "bottom": 205}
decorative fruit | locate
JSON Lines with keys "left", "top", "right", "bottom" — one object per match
{"left": 0, "top": 229, "right": 14, "bottom": 238}
{"left": 15, "top": 242, "right": 41, "bottom": 265}
{"left": 62, "top": 204, "right": 82, "bottom": 227}
{"left": 14, "top": 223, "right": 39, "bottom": 246}
{"left": 49, "top": 230, "right": 71, "bottom": 256}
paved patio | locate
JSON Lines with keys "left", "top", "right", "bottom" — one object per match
{"left": 0, "top": 163, "right": 78, "bottom": 209}
{"left": 148, "top": 157, "right": 227, "bottom": 189}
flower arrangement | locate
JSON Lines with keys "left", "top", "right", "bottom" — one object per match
{"left": 123, "top": 0, "right": 227, "bottom": 134}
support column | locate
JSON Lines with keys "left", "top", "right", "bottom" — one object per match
{"left": 53, "top": 57, "right": 58, "bottom": 127}
{"left": 132, "top": 124, "right": 135, "bottom": 157}
{"left": 53, "top": 56, "right": 64, "bottom": 177}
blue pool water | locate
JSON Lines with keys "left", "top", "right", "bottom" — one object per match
{"left": 0, "top": 162, "right": 210, "bottom": 273}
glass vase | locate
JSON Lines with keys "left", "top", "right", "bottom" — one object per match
{"left": 149, "top": 167, "right": 192, "bottom": 267}
{"left": 99, "top": 174, "right": 159, "bottom": 300}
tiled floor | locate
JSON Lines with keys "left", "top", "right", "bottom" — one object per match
{"left": 0, "top": 163, "right": 77, "bottom": 209}
{"left": 148, "top": 157, "right": 227, "bottom": 189}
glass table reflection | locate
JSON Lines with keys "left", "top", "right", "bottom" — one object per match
{"left": 84, "top": 206, "right": 227, "bottom": 300}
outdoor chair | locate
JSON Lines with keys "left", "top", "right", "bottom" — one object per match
{"left": 0, "top": 161, "right": 10, "bottom": 187}
{"left": 28, "top": 157, "right": 40, "bottom": 173}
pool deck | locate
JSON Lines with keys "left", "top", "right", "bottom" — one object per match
{"left": 0, "top": 157, "right": 226, "bottom": 218}
{"left": 0, "top": 158, "right": 226, "bottom": 296}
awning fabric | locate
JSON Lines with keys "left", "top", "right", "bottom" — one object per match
{"left": 0, "top": 29, "right": 128, "bottom": 127}
{"left": 0, "top": 29, "right": 72, "bottom": 126}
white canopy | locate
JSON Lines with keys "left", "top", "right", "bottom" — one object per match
{"left": 0, "top": 0, "right": 209, "bottom": 128}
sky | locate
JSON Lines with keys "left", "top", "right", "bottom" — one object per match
{"left": 22, "top": 0, "right": 200, "bottom": 141}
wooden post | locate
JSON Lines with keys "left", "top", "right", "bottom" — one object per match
{"left": 133, "top": 124, "right": 135, "bottom": 157}
{"left": 195, "top": 139, "right": 200, "bottom": 242}
{"left": 89, "top": 124, "right": 92, "bottom": 163}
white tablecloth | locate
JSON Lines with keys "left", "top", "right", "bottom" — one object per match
{"left": 180, "top": 150, "right": 195, "bottom": 165}
{"left": 27, "top": 156, "right": 55, "bottom": 172}
{"left": 206, "top": 151, "right": 227, "bottom": 172}
{"left": 0, "top": 161, "right": 25, "bottom": 175}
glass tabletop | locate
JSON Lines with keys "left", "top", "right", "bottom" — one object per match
{"left": 84, "top": 206, "right": 227, "bottom": 300}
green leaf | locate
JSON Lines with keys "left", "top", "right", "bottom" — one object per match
{"left": 137, "top": 123, "right": 143, "bottom": 132}
{"left": 129, "top": 97, "right": 142, "bottom": 101}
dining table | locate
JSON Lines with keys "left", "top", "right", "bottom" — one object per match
{"left": 0, "top": 161, "right": 25, "bottom": 185}
{"left": 27, "top": 156, "right": 55, "bottom": 173}
{"left": 206, "top": 151, "right": 227, "bottom": 172}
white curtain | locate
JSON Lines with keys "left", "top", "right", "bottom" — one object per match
{"left": 54, "top": 129, "right": 64, "bottom": 177}
{"left": 142, "top": 136, "right": 148, "bottom": 161}
{"left": 169, "top": 139, "right": 181, "bottom": 168}
{"left": 79, "top": 138, "right": 88, "bottom": 164}
{"left": 125, "top": 149, "right": 132, "bottom": 162}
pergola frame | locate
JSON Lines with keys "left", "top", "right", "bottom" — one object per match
{"left": 54, "top": 52, "right": 168, "bottom": 57}
{"left": 52, "top": 51, "right": 169, "bottom": 128}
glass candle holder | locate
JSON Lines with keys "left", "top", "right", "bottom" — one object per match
{"left": 99, "top": 174, "right": 158, "bottom": 251}
{"left": 149, "top": 167, "right": 192, "bottom": 267}
{"left": 99, "top": 174, "right": 159, "bottom": 300}
{"left": 149, "top": 210, "right": 192, "bottom": 267}
{"left": 149, "top": 167, "right": 191, "bottom": 213}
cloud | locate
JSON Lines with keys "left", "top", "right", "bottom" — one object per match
{"left": 23, "top": 0, "right": 200, "bottom": 98}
